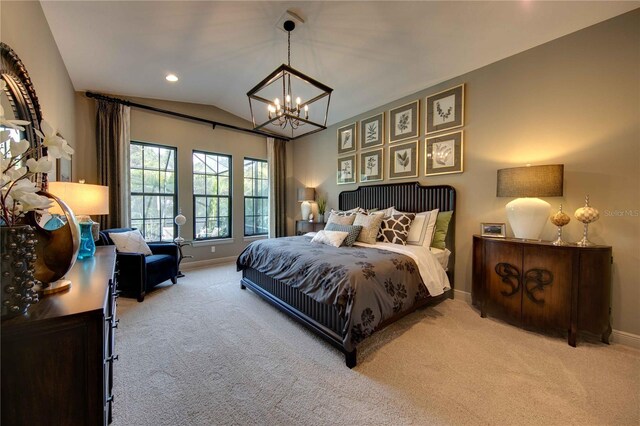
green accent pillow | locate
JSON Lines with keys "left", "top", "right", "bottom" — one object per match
{"left": 430, "top": 211, "right": 453, "bottom": 249}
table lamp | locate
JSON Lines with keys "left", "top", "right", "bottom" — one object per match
{"left": 496, "top": 164, "right": 563, "bottom": 240}
{"left": 48, "top": 181, "right": 110, "bottom": 259}
{"left": 297, "top": 187, "right": 315, "bottom": 221}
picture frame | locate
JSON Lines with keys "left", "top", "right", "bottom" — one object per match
{"left": 337, "top": 154, "right": 356, "bottom": 185}
{"left": 426, "top": 83, "right": 464, "bottom": 135}
{"left": 360, "top": 113, "right": 384, "bottom": 149}
{"left": 425, "top": 130, "right": 463, "bottom": 176}
{"left": 481, "top": 222, "right": 506, "bottom": 238}
{"left": 359, "top": 148, "right": 383, "bottom": 182}
{"left": 389, "top": 100, "right": 419, "bottom": 143}
{"left": 388, "top": 140, "right": 418, "bottom": 180}
{"left": 56, "top": 141, "right": 72, "bottom": 182}
{"left": 337, "top": 122, "right": 357, "bottom": 154}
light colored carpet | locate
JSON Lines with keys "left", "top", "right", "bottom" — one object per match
{"left": 113, "top": 262, "right": 639, "bottom": 426}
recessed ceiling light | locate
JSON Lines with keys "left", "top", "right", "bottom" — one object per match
{"left": 165, "top": 74, "right": 179, "bottom": 82}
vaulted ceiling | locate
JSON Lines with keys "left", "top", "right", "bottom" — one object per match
{"left": 41, "top": 1, "right": 638, "bottom": 126}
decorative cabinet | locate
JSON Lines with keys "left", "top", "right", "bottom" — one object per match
{"left": 296, "top": 220, "right": 325, "bottom": 235}
{"left": 1, "top": 246, "right": 118, "bottom": 425}
{"left": 472, "top": 236, "right": 612, "bottom": 346}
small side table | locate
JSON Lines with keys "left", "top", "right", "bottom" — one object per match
{"left": 175, "top": 240, "right": 193, "bottom": 278}
{"left": 296, "top": 220, "right": 325, "bottom": 235}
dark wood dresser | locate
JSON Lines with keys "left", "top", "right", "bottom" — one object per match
{"left": 2, "top": 246, "right": 118, "bottom": 425}
{"left": 472, "top": 235, "right": 612, "bottom": 346}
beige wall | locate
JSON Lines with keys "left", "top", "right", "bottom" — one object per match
{"left": 75, "top": 94, "right": 272, "bottom": 262}
{"left": 290, "top": 10, "right": 640, "bottom": 336}
{"left": 1, "top": 0, "right": 76, "bottom": 175}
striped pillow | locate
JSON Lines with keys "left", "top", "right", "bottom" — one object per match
{"left": 325, "top": 223, "right": 363, "bottom": 247}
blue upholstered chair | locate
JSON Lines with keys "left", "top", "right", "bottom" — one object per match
{"left": 97, "top": 228, "right": 179, "bottom": 302}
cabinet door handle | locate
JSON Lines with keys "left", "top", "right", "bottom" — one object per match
{"left": 112, "top": 319, "right": 120, "bottom": 329}
{"left": 107, "top": 394, "right": 114, "bottom": 403}
{"left": 106, "top": 354, "right": 119, "bottom": 363}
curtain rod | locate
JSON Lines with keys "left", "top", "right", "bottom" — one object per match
{"left": 84, "top": 91, "right": 290, "bottom": 141}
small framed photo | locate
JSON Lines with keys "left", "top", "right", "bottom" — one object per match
{"left": 360, "top": 113, "right": 384, "bottom": 149}
{"left": 481, "top": 223, "right": 506, "bottom": 238}
{"left": 337, "top": 122, "right": 357, "bottom": 154}
{"left": 426, "top": 84, "right": 464, "bottom": 135}
{"left": 337, "top": 154, "right": 356, "bottom": 185}
{"left": 425, "top": 131, "right": 463, "bottom": 176}
{"left": 359, "top": 148, "right": 383, "bottom": 182}
{"left": 389, "top": 140, "right": 418, "bottom": 180}
{"left": 389, "top": 100, "right": 419, "bottom": 143}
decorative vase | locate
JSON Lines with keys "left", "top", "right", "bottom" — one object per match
{"left": 574, "top": 195, "right": 600, "bottom": 247}
{"left": 317, "top": 214, "right": 324, "bottom": 223}
{"left": 550, "top": 204, "right": 571, "bottom": 246}
{"left": 1, "top": 225, "right": 40, "bottom": 318}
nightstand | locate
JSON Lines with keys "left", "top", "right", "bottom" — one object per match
{"left": 296, "top": 220, "right": 325, "bottom": 235}
{"left": 472, "top": 235, "right": 612, "bottom": 347}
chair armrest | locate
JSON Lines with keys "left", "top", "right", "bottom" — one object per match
{"left": 115, "top": 252, "right": 146, "bottom": 296}
{"left": 149, "top": 243, "right": 179, "bottom": 257}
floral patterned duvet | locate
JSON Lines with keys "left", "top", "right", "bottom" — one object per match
{"left": 237, "top": 235, "right": 448, "bottom": 352}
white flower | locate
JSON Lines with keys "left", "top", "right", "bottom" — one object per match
{"left": 7, "top": 178, "right": 38, "bottom": 200}
{"left": 1, "top": 130, "right": 11, "bottom": 144}
{"left": 5, "top": 166, "right": 27, "bottom": 181}
{"left": 0, "top": 82, "right": 31, "bottom": 131}
{"left": 26, "top": 157, "right": 53, "bottom": 174}
{"left": 17, "top": 192, "right": 53, "bottom": 212}
{"left": 34, "top": 120, "right": 74, "bottom": 160}
{"left": 9, "top": 139, "right": 30, "bottom": 157}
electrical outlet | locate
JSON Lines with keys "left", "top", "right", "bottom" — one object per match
{"left": 210, "top": 246, "right": 216, "bottom": 253}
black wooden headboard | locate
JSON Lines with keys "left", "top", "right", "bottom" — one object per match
{"left": 339, "top": 182, "right": 456, "bottom": 288}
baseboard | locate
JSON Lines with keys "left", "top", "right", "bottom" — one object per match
{"left": 181, "top": 256, "right": 236, "bottom": 270}
{"left": 611, "top": 329, "right": 640, "bottom": 349}
{"left": 453, "top": 289, "right": 472, "bottom": 303}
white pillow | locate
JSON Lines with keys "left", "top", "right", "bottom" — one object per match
{"left": 392, "top": 208, "right": 439, "bottom": 247}
{"left": 311, "top": 230, "right": 349, "bottom": 247}
{"left": 353, "top": 211, "right": 384, "bottom": 244}
{"left": 108, "top": 230, "right": 153, "bottom": 256}
{"left": 326, "top": 212, "right": 357, "bottom": 226}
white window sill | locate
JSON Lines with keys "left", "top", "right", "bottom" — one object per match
{"left": 192, "top": 238, "right": 235, "bottom": 247}
{"left": 243, "top": 235, "right": 268, "bottom": 242}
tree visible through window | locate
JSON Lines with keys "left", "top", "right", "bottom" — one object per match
{"left": 193, "top": 151, "right": 231, "bottom": 239}
{"left": 244, "top": 158, "right": 268, "bottom": 236}
{"left": 129, "top": 142, "right": 177, "bottom": 242}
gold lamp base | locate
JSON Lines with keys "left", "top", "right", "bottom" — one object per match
{"left": 37, "top": 279, "right": 71, "bottom": 295}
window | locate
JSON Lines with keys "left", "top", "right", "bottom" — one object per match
{"left": 193, "top": 151, "right": 231, "bottom": 239}
{"left": 244, "top": 158, "right": 268, "bottom": 236}
{"left": 129, "top": 142, "right": 177, "bottom": 242}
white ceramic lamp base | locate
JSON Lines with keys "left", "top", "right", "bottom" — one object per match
{"left": 505, "top": 197, "right": 550, "bottom": 240}
{"left": 300, "top": 201, "right": 311, "bottom": 221}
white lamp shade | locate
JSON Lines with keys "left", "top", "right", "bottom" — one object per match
{"left": 506, "top": 197, "right": 551, "bottom": 240}
{"left": 48, "top": 182, "right": 110, "bottom": 216}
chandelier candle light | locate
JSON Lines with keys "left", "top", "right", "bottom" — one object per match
{"left": 247, "top": 17, "right": 333, "bottom": 140}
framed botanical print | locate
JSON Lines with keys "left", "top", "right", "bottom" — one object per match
{"left": 56, "top": 140, "right": 72, "bottom": 182}
{"left": 337, "top": 154, "right": 356, "bottom": 185}
{"left": 359, "top": 148, "right": 383, "bottom": 182}
{"left": 389, "top": 100, "right": 419, "bottom": 143}
{"left": 426, "top": 84, "right": 464, "bottom": 134}
{"left": 360, "top": 113, "right": 384, "bottom": 149}
{"left": 337, "top": 122, "right": 357, "bottom": 154}
{"left": 389, "top": 140, "right": 418, "bottom": 179}
{"left": 425, "top": 131, "right": 463, "bottom": 176}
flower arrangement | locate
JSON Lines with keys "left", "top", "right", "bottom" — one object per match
{"left": 0, "top": 79, "right": 74, "bottom": 226}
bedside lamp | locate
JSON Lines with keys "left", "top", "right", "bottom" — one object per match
{"left": 297, "top": 187, "right": 315, "bottom": 221}
{"left": 497, "top": 164, "right": 563, "bottom": 240}
{"left": 48, "top": 181, "right": 110, "bottom": 259}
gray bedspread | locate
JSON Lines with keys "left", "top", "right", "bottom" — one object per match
{"left": 236, "top": 235, "right": 429, "bottom": 352}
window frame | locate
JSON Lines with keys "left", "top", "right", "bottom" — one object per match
{"left": 129, "top": 141, "right": 178, "bottom": 242}
{"left": 192, "top": 149, "right": 233, "bottom": 241}
{"left": 243, "top": 157, "right": 269, "bottom": 237}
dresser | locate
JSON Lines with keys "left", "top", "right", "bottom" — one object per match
{"left": 1, "top": 246, "right": 118, "bottom": 425}
{"left": 472, "top": 235, "right": 612, "bottom": 346}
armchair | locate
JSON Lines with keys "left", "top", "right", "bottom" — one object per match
{"left": 96, "top": 228, "right": 179, "bottom": 302}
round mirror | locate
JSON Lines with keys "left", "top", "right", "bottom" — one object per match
{"left": 1, "top": 42, "right": 45, "bottom": 186}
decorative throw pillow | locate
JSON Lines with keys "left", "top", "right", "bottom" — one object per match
{"left": 325, "top": 223, "right": 363, "bottom": 247}
{"left": 326, "top": 212, "right": 356, "bottom": 226}
{"left": 377, "top": 213, "right": 416, "bottom": 245}
{"left": 392, "top": 208, "right": 439, "bottom": 247}
{"left": 108, "top": 230, "right": 153, "bottom": 256}
{"left": 353, "top": 212, "right": 384, "bottom": 244}
{"left": 329, "top": 207, "right": 361, "bottom": 217}
{"left": 380, "top": 206, "right": 396, "bottom": 218}
{"left": 311, "top": 230, "right": 349, "bottom": 248}
{"left": 431, "top": 211, "right": 453, "bottom": 250}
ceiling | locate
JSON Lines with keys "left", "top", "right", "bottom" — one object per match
{"left": 41, "top": 1, "right": 638, "bottom": 127}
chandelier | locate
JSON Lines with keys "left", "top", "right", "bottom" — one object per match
{"left": 247, "top": 19, "right": 333, "bottom": 140}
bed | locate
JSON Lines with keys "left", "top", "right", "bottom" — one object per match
{"left": 237, "top": 182, "right": 456, "bottom": 367}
